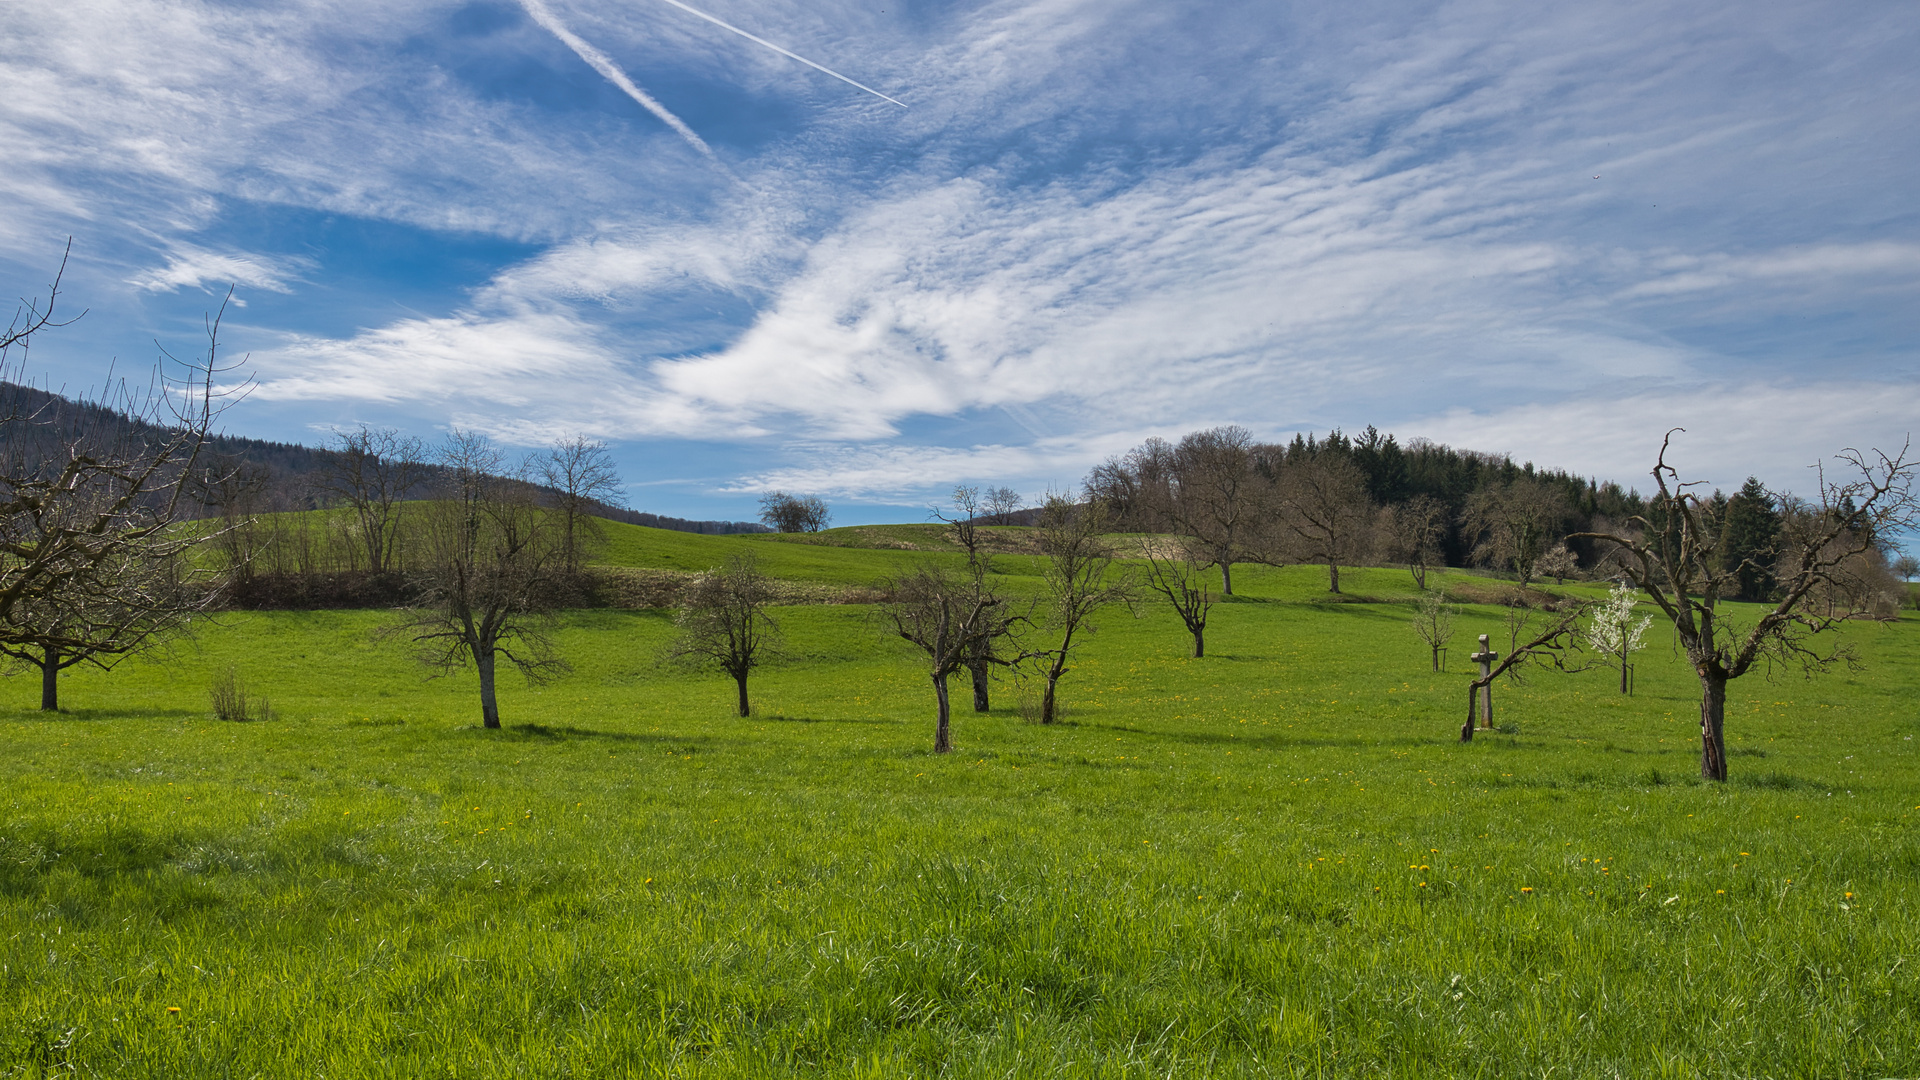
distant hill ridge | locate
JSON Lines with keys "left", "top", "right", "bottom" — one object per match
{"left": 0, "top": 380, "right": 769, "bottom": 536}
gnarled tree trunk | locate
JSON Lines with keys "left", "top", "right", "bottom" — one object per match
{"left": 734, "top": 672, "right": 750, "bottom": 718}
{"left": 969, "top": 657, "right": 990, "bottom": 712}
{"left": 932, "top": 675, "right": 952, "bottom": 753}
{"left": 1698, "top": 669, "right": 1728, "bottom": 781}
{"left": 1191, "top": 627, "right": 1205, "bottom": 659}
{"left": 477, "top": 649, "right": 501, "bottom": 729}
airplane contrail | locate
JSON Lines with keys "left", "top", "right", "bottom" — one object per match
{"left": 648, "top": 0, "right": 908, "bottom": 108}
{"left": 517, "top": 0, "right": 721, "bottom": 161}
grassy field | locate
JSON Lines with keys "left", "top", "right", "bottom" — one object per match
{"left": 2, "top": 524, "right": 1916, "bottom": 1077}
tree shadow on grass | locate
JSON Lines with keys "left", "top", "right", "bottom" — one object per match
{"left": 0, "top": 706, "right": 214, "bottom": 724}
{"left": 483, "top": 724, "right": 713, "bottom": 745}
{"left": 759, "top": 713, "right": 898, "bottom": 725}
{"left": 1085, "top": 721, "right": 1430, "bottom": 751}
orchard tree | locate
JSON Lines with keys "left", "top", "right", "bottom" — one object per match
{"left": 1273, "top": 456, "right": 1373, "bottom": 593}
{"left": 1383, "top": 494, "right": 1450, "bottom": 590}
{"left": 933, "top": 485, "right": 1016, "bottom": 711}
{"left": 540, "top": 435, "right": 623, "bottom": 575}
{"left": 401, "top": 431, "right": 568, "bottom": 729}
{"left": 1136, "top": 534, "right": 1213, "bottom": 658}
{"left": 759, "top": 491, "right": 831, "bottom": 533}
{"left": 1585, "top": 582, "right": 1651, "bottom": 694}
{"left": 1029, "top": 496, "right": 1133, "bottom": 723}
{"left": 1409, "top": 590, "right": 1455, "bottom": 673}
{"left": 1087, "top": 426, "right": 1268, "bottom": 595}
{"left": 0, "top": 263, "right": 237, "bottom": 709}
{"left": 316, "top": 426, "right": 427, "bottom": 576}
{"left": 1466, "top": 478, "right": 1572, "bottom": 587}
{"left": 880, "top": 564, "right": 1017, "bottom": 752}
{"left": 1575, "top": 433, "right": 1919, "bottom": 780}
{"left": 665, "top": 554, "right": 779, "bottom": 717}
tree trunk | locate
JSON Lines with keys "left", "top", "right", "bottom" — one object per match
{"left": 1430, "top": 643, "right": 1440, "bottom": 673}
{"left": 1041, "top": 671, "right": 1060, "bottom": 724}
{"left": 1619, "top": 660, "right": 1629, "bottom": 695}
{"left": 969, "top": 657, "right": 990, "bottom": 712}
{"left": 1699, "top": 670, "right": 1728, "bottom": 781}
{"left": 735, "top": 672, "right": 751, "bottom": 718}
{"left": 932, "top": 675, "right": 952, "bottom": 753}
{"left": 1220, "top": 561, "right": 1233, "bottom": 596}
{"left": 477, "top": 649, "right": 501, "bottom": 729}
{"left": 1327, "top": 560, "right": 1340, "bottom": 594}
{"left": 1410, "top": 563, "right": 1427, "bottom": 590}
{"left": 40, "top": 648, "right": 59, "bottom": 711}
{"left": 1461, "top": 681, "right": 1478, "bottom": 741}
{"left": 1191, "top": 626, "right": 1205, "bottom": 659}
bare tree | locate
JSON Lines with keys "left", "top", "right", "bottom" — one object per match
{"left": 1465, "top": 478, "right": 1572, "bottom": 588}
{"left": 1136, "top": 534, "right": 1213, "bottom": 658}
{"left": 315, "top": 426, "right": 426, "bottom": 576}
{"left": 1087, "top": 427, "right": 1267, "bottom": 595}
{"left": 1273, "top": 456, "right": 1374, "bottom": 593}
{"left": 1409, "top": 590, "right": 1454, "bottom": 673}
{"left": 759, "top": 491, "right": 831, "bottom": 533}
{"left": 984, "top": 486, "right": 1024, "bottom": 525}
{"left": 665, "top": 553, "right": 779, "bottom": 717}
{"left": 1573, "top": 433, "right": 1920, "bottom": 780}
{"left": 1029, "top": 495, "right": 1133, "bottom": 724}
{"left": 1383, "top": 494, "right": 1450, "bottom": 590}
{"left": 0, "top": 495, "right": 205, "bottom": 711}
{"left": 541, "top": 435, "right": 623, "bottom": 575}
{"left": 400, "top": 431, "right": 568, "bottom": 729}
{"left": 0, "top": 275, "right": 239, "bottom": 710}
{"left": 933, "top": 485, "right": 1013, "bottom": 711}
{"left": 879, "top": 564, "right": 1014, "bottom": 753}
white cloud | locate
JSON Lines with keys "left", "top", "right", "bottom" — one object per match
{"left": 127, "top": 245, "right": 307, "bottom": 294}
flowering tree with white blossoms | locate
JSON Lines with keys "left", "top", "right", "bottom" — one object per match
{"left": 1586, "top": 582, "right": 1651, "bottom": 694}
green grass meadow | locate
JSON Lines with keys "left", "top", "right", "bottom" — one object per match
{"left": 2, "top": 524, "right": 1917, "bottom": 1077}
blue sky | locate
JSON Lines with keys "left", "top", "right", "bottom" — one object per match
{"left": 4, "top": 0, "right": 1917, "bottom": 524}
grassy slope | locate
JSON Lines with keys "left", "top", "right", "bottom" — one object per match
{"left": 1, "top": 530, "right": 1916, "bottom": 1077}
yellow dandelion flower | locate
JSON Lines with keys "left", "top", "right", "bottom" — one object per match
{"left": 166, "top": 1007, "right": 181, "bottom": 1015}
{"left": 1520, "top": 886, "right": 1534, "bottom": 894}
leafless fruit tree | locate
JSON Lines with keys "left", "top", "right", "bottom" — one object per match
{"left": 0, "top": 273, "right": 241, "bottom": 711}
{"left": 879, "top": 563, "right": 1017, "bottom": 752}
{"left": 1087, "top": 426, "right": 1268, "bottom": 595}
{"left": 541, "top": 435, "right": 623, "bottom": 575}
{"left": 1028, "top": 495, "right": 1133, "bottom": 724}
{"left": 759, "top": 491, "right": 831, "bottom": 533}
{"left": 1573, "top": 432, "right": 1920, "bottom": 780}
{"left": 399, "top": 430, "right": 569, "bottom": 729}
{"left": 933, "top": 485, "right": 1013, "bottom": 711}
{"left": 1273, "top": 456, "right": 1374, "bottom": 594}
{"left": 1136, "top": 534, "right": 1213, "bottom": 658}
{"left": 1464, "top": 477, "right": 1572, "bottom": 588}
{"left": 984, "top": 485, "right": 1024, "bottom": 525}
{"left": 316, "top": 426, "right": 427, "bottom": 576}
{"left": 1409, "top": 590, "right": 1454, "bottom": 673}
{"left": 665, "top": 553, "right": 779, "bottom": 717}
{"left": 1383, "top": 494, "right": 1450, "bottom": 590}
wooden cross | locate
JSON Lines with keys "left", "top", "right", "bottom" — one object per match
{"left": 1470, "top": 633, "right": 1498, "bottom": 730}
